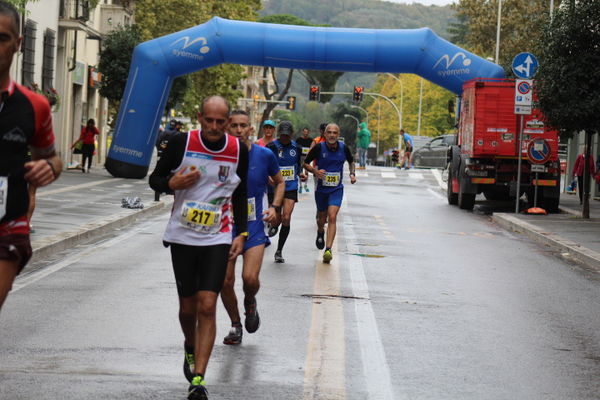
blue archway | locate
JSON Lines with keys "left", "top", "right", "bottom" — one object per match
{"left": 106, "top": 17, "right": 504, "bottom": 178}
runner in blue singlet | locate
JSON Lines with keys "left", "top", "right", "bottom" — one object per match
{"left": 303, "top": 123, "right": 356, "bottom": 263}
{"left": 221, "top": 110, "right": 284, "bottom": 345}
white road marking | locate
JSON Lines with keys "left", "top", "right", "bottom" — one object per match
{"left": 356, "top": 172, "right": 369, "bottom": 177}
{"left": 408, "top": 172, "right": 424, "bottom": 180}
{"left": 37, "top": 178, "right": 124, "bottom": 197}
{"left": 343, "top": 208, "right": 397, "bottom": 400}
{"left": 381, "top": 172, "right": 396, "bottom": 178}
{"left": 431, "top": 168, "right": 445, "bottom": 189}
{"left": 428, "top": 188, "right": 445, "bottom": 200}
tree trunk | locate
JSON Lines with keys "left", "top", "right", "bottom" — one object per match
{"left": 582, "top": 130, "right": 591, "bottom": 218}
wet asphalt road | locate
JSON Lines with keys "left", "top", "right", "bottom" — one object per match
{"left": 1, "top": 167, "right": 599, "bottom": 400}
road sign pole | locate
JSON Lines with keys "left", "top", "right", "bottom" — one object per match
{"left": 534, "top": 172, "right": 539, "bottom": 207}
{"left": 515, "top": 115, "right": 524, "bottom": 213}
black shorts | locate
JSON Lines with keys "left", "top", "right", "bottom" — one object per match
{"left": 0, "top": 234, "right": 32, "bottom": 274}
{"left": 284, "top": 189, "right": 298, "bottom": 202}
{"left": 169, "top": 243, "right": 230, "bottom": 297}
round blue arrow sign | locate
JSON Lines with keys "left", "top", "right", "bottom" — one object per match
{"left": 512, "top": 52, "right": 539, "bottom": 79}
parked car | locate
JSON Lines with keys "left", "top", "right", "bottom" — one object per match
{"left": 411, "top": 134, "right": 456, "bottom": 168}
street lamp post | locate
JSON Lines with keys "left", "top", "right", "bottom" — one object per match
{"left": 495, "top": 0, "right": 502, "bottom": 64}
{"left": 385, "top": 73, "right": 403, "bottom": 129}
{"left": 350, "top": 105, "right": 369, "bottom": 126}
{"left": 343, "top": 114, "right": 360, "bottom": 128}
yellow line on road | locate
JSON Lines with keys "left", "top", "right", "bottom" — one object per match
{"left": 303, "top": 242, "right": 346, "bottom": 400}
{"left": 36, "top": 178, "right": 125, "bottom": 197}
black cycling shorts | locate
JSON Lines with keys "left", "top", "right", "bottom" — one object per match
{"left": 284, "top": 190, "right": 298, "bottom": 202}
{"left": 169, "top": 243, "right": 230, "bottom": 297}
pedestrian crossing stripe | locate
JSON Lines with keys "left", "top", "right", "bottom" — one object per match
{"left": 381, "top": 172, "right": 396, "bottom": 178}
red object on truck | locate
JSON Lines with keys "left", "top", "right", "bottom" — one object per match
{"left": 447, "top": 78, "right": 560, "bottom": 212}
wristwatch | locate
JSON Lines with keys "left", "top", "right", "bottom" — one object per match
{"left": 272, "top": 204, "right": 282, "bottom": 213}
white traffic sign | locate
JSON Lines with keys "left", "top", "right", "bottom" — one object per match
{"left": 514, "top": 79, "right": 533, "bottom": 115}
{"left": 512, "top": 52, "right": 539, "bottom": 79}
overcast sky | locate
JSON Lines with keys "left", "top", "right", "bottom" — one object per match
{"left": 384, "top": 0, "right": 454, "bottom": 6}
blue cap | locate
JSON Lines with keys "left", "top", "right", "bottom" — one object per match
{"left": 263, "top": 120, "right": 276, "bottom": 127}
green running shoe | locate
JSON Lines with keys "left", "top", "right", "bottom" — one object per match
{"left": 188, "top": 375, "right": 209, "bottom": 400}
{"left": 323, "top": 249, "right": 332, "bottom": 264}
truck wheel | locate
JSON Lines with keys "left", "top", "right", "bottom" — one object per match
{"left": 458, "top": 178, "right": 476, "bottom": 210}
{"left": 447, "top": 166, "right": 458, "bottom": 205}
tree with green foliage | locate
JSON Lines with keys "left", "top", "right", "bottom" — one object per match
{"left": 451, "top": 0, "right": 558, "bottom": 71}
{"left": 536, "top": 0, "right": 600, "bottom": 218}
{"left": 97, "top": 24, "right": 142, "bottom": 124}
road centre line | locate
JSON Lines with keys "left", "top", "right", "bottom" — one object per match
{"left": 303, "top": 242, "right": 346, "bottom": 400}
{"left": 344, "top": 208, "right": 396, "bottom": 400}
{"left": 36, "top": 178, "right": 125, "bottom": 197}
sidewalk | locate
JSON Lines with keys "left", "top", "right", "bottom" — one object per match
{"left": 492, "top": 190, "right": 600, "bottom": 272}
{"left": 29, "top": 167, "right": 172, "bottom": 264}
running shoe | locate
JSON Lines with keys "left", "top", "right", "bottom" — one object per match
{"left": 299, "top": 186, "right": 303, "bottom": 194}
{"left": 183, "top": 346, "right": 195, "bottom": 383}
{"left": 304, "top": 184, "right": 310, "bottom": 193}
{"left": 323, "top": 249, "right": 333, "bottom": 264}
{"left": 223, "top": 323, "right": 243, "bottom": 345}
{"left": 244, "top": 298, "right": 261, "bottom": 333}
{"left": 268, "top": 225, "right": 279, "bottom": 237}
{"left": 315, "top": 231, "right": 325, "bottom": 250}
{"left": 274, "top": 250, "right": 285, "bottom": 263}
{"left": 188, "top": 375, "right": 209, "bottom": 400}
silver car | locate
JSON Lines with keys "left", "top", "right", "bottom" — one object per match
{"left": 411, "top": 134, "right": 456, "bottom": 168}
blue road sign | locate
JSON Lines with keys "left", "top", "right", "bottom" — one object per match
{"left": 512, "top": 52, "right": 539, "bottom": 79}
{"left": 527, "top": 139, "right": 550, "bottom": 164}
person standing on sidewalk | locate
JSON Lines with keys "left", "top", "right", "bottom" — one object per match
{"left": 72, "top": 119, "right": 100, "bottom": 173}
{"left": 572, "top": 148, "right": 595, "bottom": 205}
{"left": 0, "top": 1, "right": 62, "bottom": 312}
{"left": 149, "top": 96, "right": 249, "bottom": 400}
{"left": 220, "top": 110, "right": 284, "bottom": 345}
{"left": 356, "top": 122, "right": 371, "bottom": 169}
{"left": 266, "top": 121, "right": 306, "bottom": 263}
{"left": 296, "top": 127, "right": 313, "bottom": 193}
{"left": 303, "top": 123, "right": 356, "bottom": 264}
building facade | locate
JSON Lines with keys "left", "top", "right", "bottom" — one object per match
{"left": 11, "top": 0, "right": 134, "bottom": 170}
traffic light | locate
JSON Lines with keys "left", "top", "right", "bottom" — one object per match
{"left": 391, "top": 150, "right": 400, "bottom": 165}
{"left": 309, "top": 85, "right": 320, "bottom": 102}
{"left": 353, "top": 86, "right": 364, "bottom": 103}
{"left": 287, "top": 96, "right": 296, "bottom": 110}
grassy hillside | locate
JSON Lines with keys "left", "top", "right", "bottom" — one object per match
{"left": 261, "top": 0, "right": 456, "bottom": 38}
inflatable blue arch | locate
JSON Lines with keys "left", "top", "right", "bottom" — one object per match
{"left": 105, "top": 17, "right": 504, "bottom": 178}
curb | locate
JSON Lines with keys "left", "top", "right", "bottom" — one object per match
{"left": 491, "top": 212, "right": 600, "bottom": 272}
{"left": 30, "top": 197, "right": 173, "bottom": 264}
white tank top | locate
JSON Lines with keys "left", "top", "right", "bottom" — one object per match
{"left": 164, "top": 130, "right": 241, "bottom": 246}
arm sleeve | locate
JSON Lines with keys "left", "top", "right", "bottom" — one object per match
{"left": 344, "top": 145, "right": 354, "bottom": 164}
{"left": 149, "top": 133, "right": 186, "bottom": 193}
{"left": 304, "top": 145, "right": 320, "bottom": 165}
{"left": 232, "top": 141, "right": 248, "bottom": 234}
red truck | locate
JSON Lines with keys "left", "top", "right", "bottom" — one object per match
{"left": 447, "top": 78, "right": 561, "bottom": 212}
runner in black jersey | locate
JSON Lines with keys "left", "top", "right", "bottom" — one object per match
{"left": 150, "top": 96, "right": 248, "bottom": 400}
{"left": 296, "top": 127, "right": 313, "bottom": 194}
{"left": 0, "top": 2, "right": 62, "bottom": 312}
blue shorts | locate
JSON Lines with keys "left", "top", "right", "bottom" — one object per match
{"left": 315, "top": 187, "right": 344, "bottom": 212}
{"left": 233, "top": 218, "right": 270, "bottom": 252}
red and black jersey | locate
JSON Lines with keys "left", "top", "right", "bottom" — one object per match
{"left": 0, "top": 80, "right": 55, "bottom": 225}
